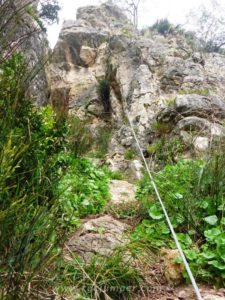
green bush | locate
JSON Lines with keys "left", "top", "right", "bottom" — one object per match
{"left": 95, "top": 126, "right": 111, "bottom": 158}
{"left": 104, "top": 169, "right": 124, "bottom": 180}
{"left": 184, "top": 30, "right": 198, "bottom": 49}
{"left": 135, "top": 155, "right": 225, "bottom": 284}
{"left": 57, "top": 157, "right": 110, "bottom": 230}
{"left": 0, "top": 53, "right": 112, "bottom": 297}
{"left": 136, "top": 160, "right": 203, "bottom": 231}
{"left": 150, "top": 19, "right": 174, "bottom": 35}
{"left": 151, "top": 121, "right": 172, "bottom": 134}
{"left": 125, "top": 148, "right": 136, "bottom": 160}
{"left": 67, "top": 116, "right": 93, "bottom": 158}
{"left": 147, "top": 137, "right": 186, "bottom": 166}
{"left": 0, "top": 54, "right": 67, "bottom": 297}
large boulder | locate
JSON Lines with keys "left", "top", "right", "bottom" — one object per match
{"left": 175, "top": 94, "right": 225, "bottom": 119}
{"left": 174, "top": 116, "right": 225, "bottom": 137}
{"left": 109, "top": 180, "right": 136, "bottom": 204}
{"left": 65, "top": 215, "right": 129, "bottom": 262}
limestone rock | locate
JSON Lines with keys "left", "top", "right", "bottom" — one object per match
{"left": 174, "top": 116, "right": 225, "bottom": 137}
{"left": 76, "top": 2, "right": 133, "bottom": 33}
{"left": 193, "top": 137, "right": 209, "bottom": 151}
{"left": 109, "top": 180, "right": 136, "bottom": 205}
{"left": 80, "top": 46, "right": 97, "bottom": 66}
{"left": 134, "top": 285, "right": 225, "bottom": 300}
{"left": 65, "top": 215, "right": 129, "bottom": 262}
{"left": 50, "top": 1, "right": 225, "bottom": 168}
{"left": 106, "top": 153, "right": 128, "bottom": 172}
{"left": 106, "top": 153, "right": 143, "bottom": 180}
{"left": 176, "top": 286, "right": 225, "bottom": 300}
{"left": 160, "top": 248, "right": 185, "bottom": 285}
{"left": 129, "top": 159, "right": 143, "bottom": 180}
{"left": 116, "top": 126, "right": 134, "bottom": 147}
{"left": 175, "top": 94, "right": 225, "bottom": 119}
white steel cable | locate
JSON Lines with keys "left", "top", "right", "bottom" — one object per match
{"left": 125, "top": 110, "right": 203, "bottom": 300}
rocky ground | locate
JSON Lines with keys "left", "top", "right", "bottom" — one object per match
{"left": 64, "top": 179, "right": 225, "bottom": 300}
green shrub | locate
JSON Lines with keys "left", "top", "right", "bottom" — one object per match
{"left": 95, "top": 126, "right": 111, "bottom": 158}
{"left": 67, "top": 116, "right": 93, "bottom": 158}
{"left": 150, "top": 19, "right": 174, "bottom": 35}
{"left": 125, "top": 148, "right": 136, "bottom": 160}
{"left": 0, "top": 54, "right": 67, "bottom": 297}
{"left": 135, "top": 154, "right": 225, "bottom": 284}
{"left": 0, "top": 51, "right": 111, "bottom": 296}
{"left": 151, "top": 121, "right": 172, "bottom": 135}
{"left": 57, "top": 157, "right": 110, "bottom": 230}
{"left": 147, "top": 137, "right": 186, "bottom": 166}
{"left": 103, "top": 168, "right": 124, "bottom": 180}
{"left": 184, "top": 30, "right": 198, "bottom": 49}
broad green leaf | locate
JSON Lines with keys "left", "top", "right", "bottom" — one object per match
{"left": 185, "top": 249, "right": 198, "bottom": 261}
{"left": 216, "top": 234, "right": 225, "bottom": 262}
{"left": 200, "top": 201, "right": 209, "bottom": 209}
{"left": 217, "top": 244, "right": 225, "bottom": 262}
{"left": 204, "top": 228, "right": 221, "bottom": 241}
{"left": 208, "top": 260, "right": 225, "bottom": 270}
{"left": 82, "top": 199, "right": 90, "bottom": 206}
{"left": 142, "top": 219, "right": 151, "bottom": 227}
{"left": 174, "top": 193, "right": 183, "bottom": 199}
{"left": 157, "top": 222, "right": 170, "bottom": 235}
{"left": 201, "top": 250, "right": 216, "bottom": 260}
{"left": 171, "top": 214, "right": 185, "bottom": 228}
{"left": 204, "top": 215, "right": 218, "bottom": 225}
{"left": 188, "top": 229, "right": 197, "bottom": 236}
{"left": 148, "top": 204, "right": 163, "bottom": 220}
{"left": 177, "top": 233, "right": 192, "bottom": 246}
{"left": 217, "top": 205, "right": 224, "bottom": 211}
{"left": 155, "top": 240, "right": 165, "bottom": 247}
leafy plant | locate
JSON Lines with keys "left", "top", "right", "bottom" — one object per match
{"left": 152, "top": 121, "right": 172, "bottom": 135}
{"left": 102, "top": 167, "right": 124, "bottom": 180}
{"left": 125, "top": 148, "right": 136, "bottom": 160}
{"left": 94, "top": 126, "right": 111, "bottom": 158}
{"left": 147, "top": 137, "right": 186, "bottom": 166}
{"left": 39, "top": 0, "right": 61, "bottom": 25}
{"left": 135, "top": 153, "right": 225, "bottom": 284}
{"left": 67, "top": 116, "right": 93, "bottom": 158}
{"left": 57, "top": 157, "right": 110, "bottom": 229}
{"left": 0, "top": 54, "right": 67, "bottom": 298}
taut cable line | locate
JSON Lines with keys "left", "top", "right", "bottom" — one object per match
{"left": 125, "top": 109, "right": 203, "bottom": 300}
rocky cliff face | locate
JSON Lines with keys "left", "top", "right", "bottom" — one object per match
{"left": 49, "top": 2, "right": 225, "bottom": 173}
